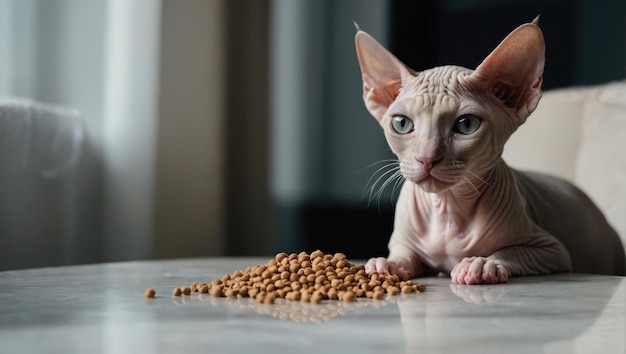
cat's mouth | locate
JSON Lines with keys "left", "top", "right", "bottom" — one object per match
{"left": 417, "top": 174, "right": 438, "bottom": 184}
{"left": 404, "top": 169, "right": 454, "bottom": 193}
{"left": 399, "top": 159, "right": 470, "bottom": 193}
{"left": 401, "top": 164, "right": 462, "bottom": 193}
{"left": 415, "top": 173, "right": 453, "bottom": 193}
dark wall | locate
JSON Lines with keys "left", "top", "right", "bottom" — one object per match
{"left": 390, "top": 0, "right": 625, "bottom": 89}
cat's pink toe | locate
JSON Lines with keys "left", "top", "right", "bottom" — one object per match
{"left": 465, "top": 257, "right": 487, "bottom": 284}
{"left": 450, "top": 260, "right": 468, "bottom": 284}
{"left": 451, "top": 257, "right": 509, "bottom": 285}
{"left": 366, "top": 257, "right": 391, "bottom": 275}
{"left": 480, "top": 261, "right": 498, "bottom": 284}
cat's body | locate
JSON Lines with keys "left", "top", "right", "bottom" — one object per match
{"left": 356, "top": 19, "right": 626, "bottom": 284}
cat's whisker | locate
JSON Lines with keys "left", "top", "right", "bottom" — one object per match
{"left": 358, "top": 159, "right": 400, "bottom": 173}
{"left": 362, "top": 161, "right": 400, "bottom": 204}
{"left": 363, "top": 162, "right": 398, "bottom": 198}
{"left": 376, "top": 169, "right": 402, "bottom": 203}
{"left": 443, "top": 161, "right": 489, "bottom": 193}
{"left": 369, "top": 167, "right": 400, "bottom": 204}
{"left": 363, "top": 161, "right": 399, "bottom": 186}
{"left": 465, "top": 170, "right": 491, "bottom": 187}
{"left": 372, "top": 170, "right": 404, "bottom": 212}
{"left": 362, "top": 159, "right": 404, "bottom": 208}
{"left": 460, "top": 175, "right": 480, "bottom": 195}
{"left": 391, "top": 170, "right": 405, "bottom": 195}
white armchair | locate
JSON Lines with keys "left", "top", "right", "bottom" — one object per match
{"left": 503, "top": 81, "right": 626, "bottom": 255}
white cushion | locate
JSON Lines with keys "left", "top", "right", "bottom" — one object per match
{"left": 504, "top": 86, "right": 588, "bottom": 183}
{"left": 503, "top": 81, "right": 626, "bottom": 252}
{"left": 575, "top": 82, "right": 626, "bottom": 242}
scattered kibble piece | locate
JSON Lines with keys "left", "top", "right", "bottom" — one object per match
{"left": 172, "top": 288, "right": 182, "bottom": 296}
{"left": 387, "top": 286, "right": 400, "bottom": 295}
{"left": 210, "top": 286, "right": 222, "bottom": 298}
{"left": 372, "top": 291, "right": 384, "bottom": 300}
{"left": 144, "top": 288, "right": 156, "bottom": 298}
{"left": 342, "top": 291, "right": 356, "bottom": 302}
{"left": 310, "top": 292, "right": 323, "bottom": 304}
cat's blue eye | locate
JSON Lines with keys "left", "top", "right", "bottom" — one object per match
{"left": 391, "top": 115, "right": 414, "bottom": 134}
{"left": 454, "top": 114, "right": 482, "bottom": 135}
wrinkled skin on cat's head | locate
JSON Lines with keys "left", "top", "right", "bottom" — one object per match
{"left": 355, "top": 19, "right": 544, "bottom": 193}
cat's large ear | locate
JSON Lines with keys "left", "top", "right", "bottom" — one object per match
{"left": 355, "top": 29, "right": 414, "bottom": 122}
{"left": 473, "top": 17, "right": 545, "bottom": 123}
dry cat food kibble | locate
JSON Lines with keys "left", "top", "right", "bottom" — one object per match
{"left": 144, "top": 288, "right": 156, "bottom": 298}
{"left": 172, "top": 251, "right": 426, "bottom": 304}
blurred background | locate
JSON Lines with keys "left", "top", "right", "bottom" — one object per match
{"left": 0, "top": 0, "right": 624, "bottom": 270}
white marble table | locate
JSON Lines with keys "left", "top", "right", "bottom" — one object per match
{"left": 0, "top": 258, "right": 624, "bottom": 353}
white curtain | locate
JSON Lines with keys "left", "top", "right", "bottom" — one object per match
{"left": 101, "top": 0, "right": 161, "bottom": 261}
{"left": 0, "top": 0, "right": 225, "bottom": 269}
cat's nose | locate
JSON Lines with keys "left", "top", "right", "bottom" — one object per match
{"left": 416, "top": 155, "right": 441, "bottom": 171}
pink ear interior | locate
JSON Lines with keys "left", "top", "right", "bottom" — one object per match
{"left": 474, "top": 22, "right": 545, "bottom": 112}
{"left": 355, "top": 32, "right": 404, "bottom": 89}
{"left": 355, "top": 31, "right": 413, "bottom": 121}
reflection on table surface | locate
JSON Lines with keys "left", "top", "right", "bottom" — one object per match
{"left": 0, "top": 258, "right": 624, "bottom": 353}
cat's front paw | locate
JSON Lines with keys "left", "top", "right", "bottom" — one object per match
{"left": 365, "top": 257, "right": 411, "bottom": 280}
{"left": 451, "top": 257, "right": 509, "bottom": 285}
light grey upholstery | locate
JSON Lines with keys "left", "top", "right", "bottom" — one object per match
{"left": 0, "top": 98, "right": 92, "bottom": 270}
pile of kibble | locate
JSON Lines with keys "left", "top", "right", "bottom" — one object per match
{"left": 162, "top": 251, "right": 425, "bottom": 304}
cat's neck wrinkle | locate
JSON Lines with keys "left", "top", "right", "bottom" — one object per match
{"left": 480, "top": 160, "right": 527, "bottom": 229}
{"left": 415, "top": 164, "right": 500, "bottom": 230}
{"left": 416, "top": 184, "right": 482, "bottom": 231}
